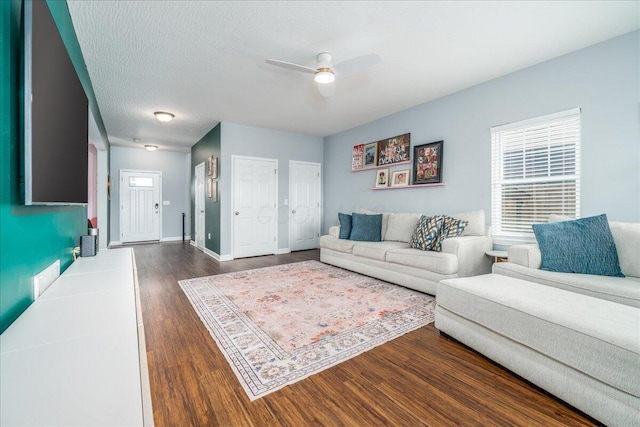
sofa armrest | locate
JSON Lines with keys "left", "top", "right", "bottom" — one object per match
{"left": 441, "top": 235, "right": 493, "bottom": 277}
{"left": 329, "top": 226, "right": 340, "bottom": 239}
{"left": 508, "top": 244, "right": 542, "bottom": 269}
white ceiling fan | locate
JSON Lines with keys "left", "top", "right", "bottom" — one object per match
{"left": 266, "top": 52, "right": 381, "bottom": 98}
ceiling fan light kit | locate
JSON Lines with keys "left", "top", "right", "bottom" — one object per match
{"left": 314, "top": 68, "right": 335, "bottom": 84}
{"left": 266, "top": 51, "right": 381, "bottom": 97}
{"left": 154, "top": 111, "right": 175, "bottom": 122}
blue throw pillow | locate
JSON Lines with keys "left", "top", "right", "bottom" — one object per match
{"left": 349, "top": 212, "right": 382, "bottom": 242}
{"left": 338, "top": 213, "right": 352, "bottom": 239}
{"left": 532, "top": 214, "right": 624, "bottom": 277}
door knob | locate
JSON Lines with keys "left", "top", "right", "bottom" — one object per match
{"left": 292, "top": 209, "right": 296, "bottom": 214}
{"left": 155, "top": 203, "right": 159, "bottom": 209}
{"left": 235, "top": 211, "right": 240, "bottom": 215}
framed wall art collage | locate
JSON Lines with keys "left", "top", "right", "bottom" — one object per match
{"left": 351, "top": 133, "right": 444, "bottom": 189}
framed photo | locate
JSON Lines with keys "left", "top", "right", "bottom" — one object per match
{"left": 211, "top": 180, "right": 218, "bottom": 202}
{"left": 377, "top": 133, "right": 410, "bottom": 166}
{"left": 413, "top": 141, "right": 443, "bottom": 184}
{"left": 207, "top": 177, "right": 213, "bottom": 198}
{"left": 351, "top": 144, "right": 364, "bottom": 170}
{"left": 363, "top": 142, "right": 378, "bottom": 168}
{"left": 390, "top": 169, "right": 410, "bottom": 187}
{"left": 375, "top": 168, "right": 390, "bottom": 188}
{"left": 208, "top": 156, "right": 218, "bottom": 178}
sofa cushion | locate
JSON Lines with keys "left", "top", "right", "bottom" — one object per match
{"left": 433, "top": 215, "right": 468, "bottom": 251}
{"left": 350, "top": 213, "right": 382, "bottom": 242}
{"left": 338, "top": 213, "right": 352, "bottom": 239}
{"left": 357, "top": 209, "right": 390, "bottom": 240}
{"left": 352, "top": 241, "right": 410, "bottom": 261}
{"left": 609, "top": 222, "right": 640, "bottom": 278}
{"left": 386, "top": 248, "right": 458, "bottom": 275}
{"left": 532, "top": 214, "right": 624, "bottom": 277}
{"left": 319, "top": 235, "right": 357, "bottom": 253}
{"left": 451, "top": 210, "right": 485, "bottom": 236}
{"left": 384, "top": 213, "right": 421, "bottom": 243}
{"left": 409, "top": 215, "right": 443, "bottom": 251}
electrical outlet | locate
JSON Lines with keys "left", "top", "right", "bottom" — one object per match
{"left": 33, "top": 260, "right": 60, "bottom": 299}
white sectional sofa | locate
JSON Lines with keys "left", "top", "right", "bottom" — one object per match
{"left": 493, "top": 221, "right": 640, "bottom": 307}
{"left": 436, "top": 219, "right": 640, "bottom": 426}
{"left": 320, "top": 210, "right": 492, "bottom": 295}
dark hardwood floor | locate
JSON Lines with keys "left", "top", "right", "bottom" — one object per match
{"left": 131, "top": 241, "right": 597, "bottom": 427}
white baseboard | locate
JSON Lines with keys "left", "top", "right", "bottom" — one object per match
{"left": 275, "top": 248, "right": 291, "bottom": 255}
{"left": 201, "top": 246, "right": 233, "bottom": 262}
{"left": 160, "top": 236, "right": 191, "bottom": 242}
{"left": 108, "top": 241, "right": 122, "bottom": 248}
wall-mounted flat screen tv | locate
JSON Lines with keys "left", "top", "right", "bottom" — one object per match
{"left": 21, "top": 0, "right": 89, "bottom": 205}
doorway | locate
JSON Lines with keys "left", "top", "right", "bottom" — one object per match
{"left": 289, "top": 161, "right": 321, "bottom": 251}
{"left": 119, "top": 170, "right": 161, "bottom": 243}
{"left": 232, "top": 156, "right": 278, "bottom": 259}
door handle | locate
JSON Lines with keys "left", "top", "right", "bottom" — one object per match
{"left": 200, "top": 210, "right": 204, "bottom": 213}
{"left": 155, "top": 203, "right": 159, "bottom": 209}
{"left": 291, "top": 209, "right": 296, "bottom": 214}
{"left": 235, "top": 211, "right": 240, "bottom": 215}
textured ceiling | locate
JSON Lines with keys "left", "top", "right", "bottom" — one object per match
{"left": 67, "top": 1, "right": 639, "bottom": 152}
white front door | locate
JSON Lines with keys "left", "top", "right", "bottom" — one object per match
{"left": 232, "top": 156, "right": 277, "bottom": 259}
{"left": 195, "top": 162, "right": 205, "bottom": 249}
{"left": 120, "top": 170, "right": 161, "bottom": 243}
{"left": 290, "top": 161, "right": 321, "bottom": 251}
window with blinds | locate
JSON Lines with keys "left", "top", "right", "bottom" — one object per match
{"left": 490, "top": 108, "right": 581, "bottom": 245}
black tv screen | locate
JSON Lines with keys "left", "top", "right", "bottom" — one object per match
{"left": 22, "top": 0, "right": 88, "bottom": 205}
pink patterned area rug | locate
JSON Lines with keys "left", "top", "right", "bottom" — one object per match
{"left": 178, "top": 260, "right": 436, "bottom": 400}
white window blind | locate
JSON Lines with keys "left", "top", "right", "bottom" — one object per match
{"left": 490, "top": 108, "right": 581, "bottom": 245}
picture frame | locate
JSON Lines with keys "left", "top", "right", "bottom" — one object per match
{"left": 207, "top": 177, "right": 213, "bottom": 198}
{"left": 377, "top": 133, "right": 410, "bottom": 166}
{"left": 390, "top": 169, "right": 411, "bottom": 187}
{"left": 375, "top": 168, "right": 390, "bottom": 188}
{"left": 209, "top": 156, "right": 218, "bottom": 178}
{"left": 351, "top": 144, "right": 364, "bottom": 170}
{"left": 211, "top": 180, "right": 218, "bottom": 202}
{"left": 413, "top": 140, "right": 443, "bottom": 184}
{"left": 363, "top": 142, "right": 378, "bottom": 168}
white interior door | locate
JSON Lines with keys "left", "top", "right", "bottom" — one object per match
{"left": 290, "top": 161, "right": 321, "bottom": 251}
{"left": 232, "top": 156, "right": 277, "bottom": 258}
{"left": 120, "top": 170, "right": 161, "bottom": 243}
{"left": 195, "top": 162, "right": 205, "bottom": 249}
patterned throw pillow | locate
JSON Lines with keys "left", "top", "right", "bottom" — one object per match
{"left": 432, "top": 215, "right": 469, "bottom": 252}
{"left": 409, "top": 215, "right": 443, "bottom": 251}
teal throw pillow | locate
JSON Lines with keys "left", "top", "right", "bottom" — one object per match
{"left": 432, "top": 215, "right": 468, "bottom": 252}
{"left": 532, "top": 214, "right": 624, "bottom": 277}
{"left": 409, "top": 215, "right": 443, "bottom": 251}
{"left": 338, "top": 213, "right": 352, "bottom": 239}
{"left": 349, "top": 212, "right": 382, "bottom": 242}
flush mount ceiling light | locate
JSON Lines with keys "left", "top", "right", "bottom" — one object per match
{"left": 133, "top": 138, "right": 141, "bottom": 142}
{"left": 153, "top": 111, "right": 175, "bottom": 123}
{"left": 144, "top": 145, "right": 158, "bottom": 152}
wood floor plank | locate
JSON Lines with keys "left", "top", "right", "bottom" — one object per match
{"left": 131, "top": 242, "right": 598, "bottom": 426}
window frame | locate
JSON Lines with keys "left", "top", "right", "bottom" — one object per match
{"left": 490, "top": 108, "right": 581, "bottom": 246}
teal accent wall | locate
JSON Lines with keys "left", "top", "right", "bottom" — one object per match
{"left": 191, "top": 124, "right": 221, "bottom": 254}
{"left": 0, "top": 0, "right": 103, "bottom": 333}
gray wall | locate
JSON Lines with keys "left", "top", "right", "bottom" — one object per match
{"left": 109, "top": 147, "right": 191, "bottom": 243}
{"left": 323, "top": 31, "right": 640, "bottom": 233}
{"left": 220, "top": 123, "right": 323, "bottom": 256}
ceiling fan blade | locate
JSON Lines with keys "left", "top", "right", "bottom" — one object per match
{"left": 333, "top": 53, "right": 381, "bottom": 77}
{"left": 317, "top": 82, "right": 336, "bottom": 98}
{"left": 265, "top": 59, "right": 316, "bottom": 74}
